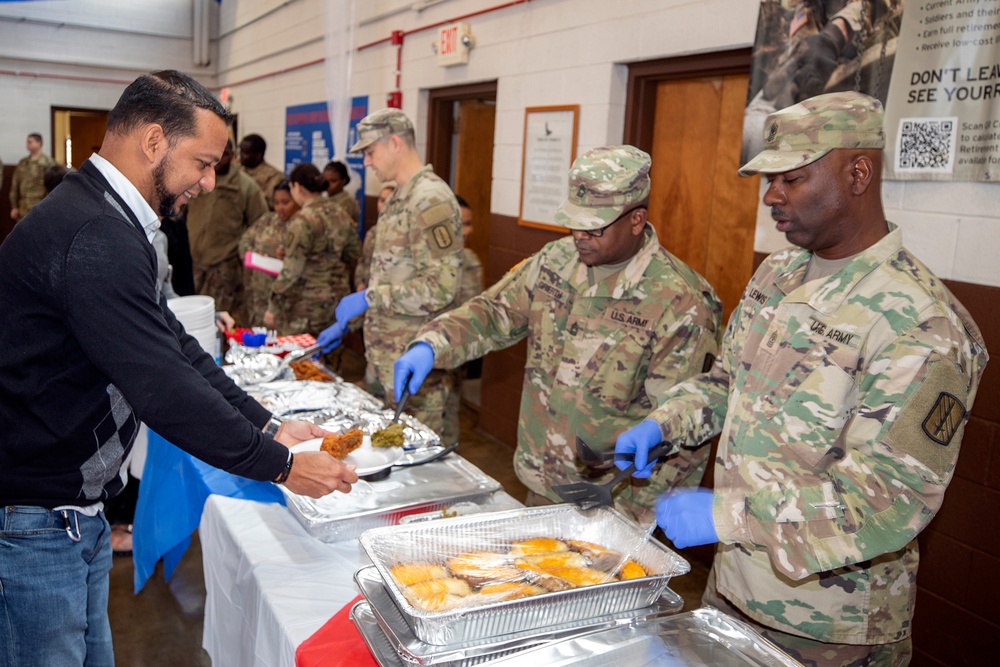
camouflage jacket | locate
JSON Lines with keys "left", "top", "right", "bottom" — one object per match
{"left": 269, "top": 197, "right": 360, "bottom": 335}
{"left": 648, "top": 224, "right": 988, "bottom": 644}
{"left": 415, "top": 226, "right": 722, "bottom": 520}
{"left": 364, "top": 165, "right": 462, "bottom": 373}
{"left": 459, "top": 248, "right": 483, "bottom": 305}
{"left": 187, "top": 165, "right": 268, "bottom": 268}
{"left": 238, "top": 211, "right": 286, "bottom": 327}
{"left": 329, "top": 189, "right": 360, "bottom": 226}
{"left": 244, "top": 161, "right": 285, "bottom": 210}
{"left": 9, "top": 153, "right": 56, "bottom": 216}
{"left": 355, "top": 224, "right": 378, "bottom": 288}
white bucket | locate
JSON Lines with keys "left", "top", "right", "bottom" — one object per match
{"left": 167, "top": 295, "right": 216, "bottom": 331}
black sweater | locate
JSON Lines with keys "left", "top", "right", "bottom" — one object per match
{"left": 0, "top": 160, "right": 287, "bottom": 507}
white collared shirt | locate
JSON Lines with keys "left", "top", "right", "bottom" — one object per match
{"left": 88, "top": 153, "right": 160, "bottom": 243}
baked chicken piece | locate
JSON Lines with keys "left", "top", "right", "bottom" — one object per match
{"left": 618, "top": 560, "right": 647, "bottom": 580}
{"left": 320, "top": 429, "right": 363, "bottom": 460}
{"left": 566, "top": 539, "right": 623, "bottom": 572}
{"left": 514, "top": 551, "right": 587, "bottom": 571}
{"left": 474, "top": 581, "right": 546, "bottom": 602}
{"left": 403, "top": 577, "right": 472, "bottom": 611}
{"left": 447, "top": 551, "right": 524, "bottom": 587}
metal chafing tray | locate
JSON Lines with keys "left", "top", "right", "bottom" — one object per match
{"left": 359, "top": 505, "right": 689, "bottom": 645}
{"left": 353, "top": 565, "right": 683, "bottom": 666}
{"left": 483, "top": 607, "right": 804, "bottom": 666}
{"left": 280, "top": 456, "right": 501, "bottom": 542}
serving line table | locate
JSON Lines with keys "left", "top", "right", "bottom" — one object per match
{"left": 199, "top": 490, "right": 521, "bottom": 667}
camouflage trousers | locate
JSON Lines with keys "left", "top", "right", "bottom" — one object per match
{"left": 367, "top": 364, "right": 459, "bottom": 446}
{"left": 194, "top": 257, "right": 246, "bottom": 327}
{"left": 702, "top": 569, "right": 912, "bottom": 667}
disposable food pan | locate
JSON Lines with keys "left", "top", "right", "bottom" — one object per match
{"left": 280, "top": 456, "right": 500, "bottom": 542}
{"left": 359, "top": 505, "right": 689, "bottom": 645}
{"left": 353, "top": 565, "right": 683, "bottom": 666}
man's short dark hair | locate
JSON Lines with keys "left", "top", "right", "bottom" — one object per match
{"left": 454, "top": 194, "right": 471, "bottom": 209}
{"left": 242, "top": 133, "right": 267, "bottom": 155}
{"left": 28, "top": 133, "right": 43, "bottom": 144}
{"left": 106, "top": 70, "right": 232, "bottom": 143}
{"left": 323, "top": 160, "right": 350, "bottom": 185}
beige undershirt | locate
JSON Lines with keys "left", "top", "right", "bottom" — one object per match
{"left": 804, "top": 252, "right": 858, "bottom": 283}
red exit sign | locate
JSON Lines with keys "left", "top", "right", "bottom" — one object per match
{"left": 437, "top": 22, "right": 470, "bottom": 66}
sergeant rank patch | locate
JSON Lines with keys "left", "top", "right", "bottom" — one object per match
{"left": 921, "top": 391, "right": 966, "bottom": 446}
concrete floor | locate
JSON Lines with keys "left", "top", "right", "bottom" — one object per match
{"left": 107, "top": 349, "right": 710, "bottom": 664}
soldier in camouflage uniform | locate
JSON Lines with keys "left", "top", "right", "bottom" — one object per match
{"left": 324, "top": 160, "right": 361, "bottom": 226}
{"left": 395, "top": 146, "right": 722, "bottom": 519}
{"left": 188, "top": 140, "right": 269, "bottom": 325}
{"left": 9, "top": 133, "right": 56, "bottom": 222}
{"left": 239, "top": 134, "right": 286, "bottom": 211}
{"left": 238, "top": 180, "right": 299, "bottom": 326}
{"left": 265, "top": 163, "right": 360, "bottom": 335}
{"left": 316, "top": 109, "right": 464, "bottom": 444}
{"left": 618, "top": 92, "right": 988, "bottom": 666}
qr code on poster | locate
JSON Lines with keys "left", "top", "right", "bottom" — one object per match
{"left": 895, "top": 117, "right": 957, "bottom": 173}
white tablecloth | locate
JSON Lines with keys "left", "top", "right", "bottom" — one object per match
{"left": 200, "top": 495, "right": 369, "bottom": 667}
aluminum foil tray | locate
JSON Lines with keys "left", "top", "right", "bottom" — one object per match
{"left": 359, "top": 505, "right": 689, "bottom": 645}
{"left": 246, "top": 379, "right": 441, "bottom": 449}
{"left": 484, "top": 607, "right": 803, "bottom": 667}
{"left": 354, "top": 565, "right": 683, "bottom": 666}
{"left": 280, "top": 456, "right": 501, "bottom": 542}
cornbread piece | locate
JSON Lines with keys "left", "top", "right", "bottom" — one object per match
{"left": 514, "top": 552, "right": 587, "bottom": 571}
{"left": 447, "top": 551, "right": 524, "bottom": 587}
{"left": 390, "top": 562, "right": 448, "bottom": 587}
{"left": 618, "top": 560, "right": 646, "bottom": 580}
{"left": 509, "top": 537, "right": 568, "bottom": 557}
{"left": 320, "top": 428, "right": 363, "bottom": 460}
{"left": 371, "top": 422, "right": 405, "bottom": 448}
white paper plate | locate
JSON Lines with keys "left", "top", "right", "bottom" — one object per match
{"left": 292, "top": 435, "right": 403, "bottom": 476}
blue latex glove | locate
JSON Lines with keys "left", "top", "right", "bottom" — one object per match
{"left": 614, "top": 420, "right": 663, "bottom": 478}
{"left": 393, "top": 342, "right": 435, "bottom": 402}
{"left": 335, "top": 289, "right": 369, "bottom": 324}
{"left": 656, "top": 489, "right": 719, "bottom": 549}
{"left": 316, "top": 321, "right": 346, "bottom": 353}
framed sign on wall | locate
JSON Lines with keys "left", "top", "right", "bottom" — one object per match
{"left": 518, "top": 105, "right": 579, "bottom": 231}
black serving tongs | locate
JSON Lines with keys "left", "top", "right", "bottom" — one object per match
{"left": 555, "top": 441, "right": 672, "bottom": 510}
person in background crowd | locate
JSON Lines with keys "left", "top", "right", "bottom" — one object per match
{"left": 0, "top": 69, "right": 356, "bottom": 667}
{"left": 317, "top": 108, "right": 464, "bottom": 445}
{"left": 43, "top": 163, "right": 73, "bottom": 194}
{"left": 394, "top": 146, "right": 722, "bottom": 516}
{"left": 354, "top": 182, "right": 395, "bottom": 292}
{"left": 453, "top": 194, "right": 483, "bottom": 306}
{"left": 264, "top": 163, "right": 359, "bottom": 336}
{"left": 9, "top": 132, "right": 56, "bottom": 222}
{"left": 617, "top": 91, "right": 988, "bottom": 666}
{"left": 323, "top": 159, "right": 360, "bottom": 226}
{"left": 239, "top": 133, "right": 285, "bottom": 211}
{"left": 239, "top": 180, "right": 300, "bottom": 327}
{"left": 187, "top": 139, "right": 268, "bottom": 325}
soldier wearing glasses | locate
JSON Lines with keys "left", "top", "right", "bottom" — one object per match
{"left": 392, "top": 145, "right": 722, "bottom": 518}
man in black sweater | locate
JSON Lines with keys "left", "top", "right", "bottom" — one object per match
{"left": 0, "top": 70, "right": 357, "bottom": 666}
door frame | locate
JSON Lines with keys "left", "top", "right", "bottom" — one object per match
{"left": 624, "top": 48, "right": 752, "bottom": 153}
{"left": 426, "top": 80, "right": 498, "bottom": 183}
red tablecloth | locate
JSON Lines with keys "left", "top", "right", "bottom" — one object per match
{"left": 295, "top": 595, "right": 378, "bottom": 667}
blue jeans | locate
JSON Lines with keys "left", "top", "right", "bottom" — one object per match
{"left": 0, "top": 506, "right": 114, "bottom": 667}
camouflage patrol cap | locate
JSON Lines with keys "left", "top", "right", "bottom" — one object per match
{"left": 349, "top": 108, "right": 414, "bottom": 153}
{"left": 738, "top": 91, "right": 885, "bottom": 176}
{"left": 555, "top": 145, "right": 651, "bottom": 231}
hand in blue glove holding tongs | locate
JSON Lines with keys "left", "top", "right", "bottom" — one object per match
{"left": 317, "top": 290, "right": 369, "bottom": 352}
{"left": 392, "top": 342, "right": 435, "bottom": 402}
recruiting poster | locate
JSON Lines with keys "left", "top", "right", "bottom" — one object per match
{"left": 284, "top": 102, "right": 333, "bottom": 174}
{"left": 745, "top": 0, "right": 1000, "bottom": 182}
{"left": 883, "top": 1, "right": 1000, "bottom": 181}
{"left": 284, "top": 97, "right": 369, "bottom": 236}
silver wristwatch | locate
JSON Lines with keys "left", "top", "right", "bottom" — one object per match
{"left": 264, "top": 416, "right": 282, "bottom": 438}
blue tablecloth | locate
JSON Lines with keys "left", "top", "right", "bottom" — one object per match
{"left": 133, "top": 430, "right": 285, "bottom": 593}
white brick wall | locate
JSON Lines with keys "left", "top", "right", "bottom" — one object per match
{"left": 1, "top": 0, "right": 997, "bottom": 286}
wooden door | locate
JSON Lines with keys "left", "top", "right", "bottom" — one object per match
{"left": 648, "top": 74, "right": 760, "bottom": 321}
{"left": 453, "top": 100, "right": 495, "bottom": 283}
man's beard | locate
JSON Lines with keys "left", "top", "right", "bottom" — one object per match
{"left": 153, "top": 157, "right": 180, "bottom": 218}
